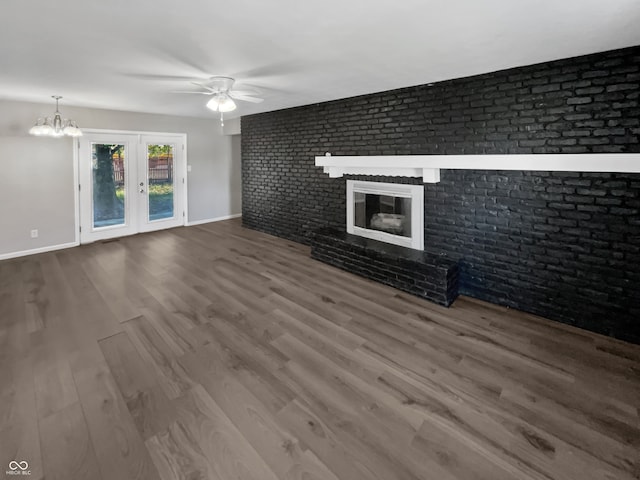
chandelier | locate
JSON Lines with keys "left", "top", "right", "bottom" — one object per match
{"left": 29, "top": 96, "right": 83, "bottom": 137}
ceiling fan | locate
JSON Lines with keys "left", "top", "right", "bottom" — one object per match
{"left": 173, "top": 76, "right": 264, "bottom": 124}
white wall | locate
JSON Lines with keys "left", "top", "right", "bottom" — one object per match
{"left": 230, "top": 134, "right": 242, "bottom": 214}
{"left": 222, "top": 117, "right": 241, "bottom": 136}
{"left": 0, "top": 99, "right": 241, "bottom": 258}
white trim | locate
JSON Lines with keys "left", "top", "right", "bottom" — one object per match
{"left": 186, "top": 213, "right": 242, "bottom": 226}
{"left": 347, "top": 180, "right": 424, "bottom": 250}
{"left": 82, "top": 128, "right": 187, "bottom": 137}
{"left": 316, "top": 153, "right": 640, "bottom": 183}
{"left": 182, "top": 140, "right": 189, "bottom": 226}
{"left": 73, "top": 138, "right": 80, "bottom": 245}
{"left": 0, "top": 242, "right": 79, "bottom": 261}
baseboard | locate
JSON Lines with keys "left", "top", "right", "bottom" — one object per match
{"left": 186, "top": 213, "right": 242, "bottom": 226}
{"left": 0, "top": 241, "right": 79, "bottom": 261}
{"left": 0, "top": 215, "right": 242, "bottom": 259}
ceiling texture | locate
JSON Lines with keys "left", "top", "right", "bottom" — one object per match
{"left": 2, "top": 0, "right": 640, "bottom": 119}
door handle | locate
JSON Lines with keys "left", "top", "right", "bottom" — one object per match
{"left": 140, "top": 189, "right": 145, "bottom": 193}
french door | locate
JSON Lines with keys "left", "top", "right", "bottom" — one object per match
{"left": 78, "top": 132, "right": 186, "bottom": 244}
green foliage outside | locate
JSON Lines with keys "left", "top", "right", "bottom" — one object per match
{"left": 116, "top": 183, "right": 174, "bottom": 219}
{"left": 148, "top": 144, "right": 172, "bottom": 157}
{"left": 115, "top": 183, "right": 173, "bottom": 200}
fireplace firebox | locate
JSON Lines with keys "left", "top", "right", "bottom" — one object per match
{"left": 347, "top": 180, "right": 424, "bottom": 250}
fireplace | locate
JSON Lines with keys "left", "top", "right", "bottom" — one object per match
{"left": 314, "top": 179, "right": 455, "bottom": 306}
{"left": 347, "top": 180, "right": 424, "bottom": 250}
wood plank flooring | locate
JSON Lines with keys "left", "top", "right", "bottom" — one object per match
{"left": 1, "top": 218, "right": 639, "bottom": 480}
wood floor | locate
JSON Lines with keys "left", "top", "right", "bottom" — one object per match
{"left": 1, "top": 218, "right": 639, "bottom": 480}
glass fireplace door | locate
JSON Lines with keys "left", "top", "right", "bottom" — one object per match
{"left": 354, "top": 192, "right": 412, "bottom": 238}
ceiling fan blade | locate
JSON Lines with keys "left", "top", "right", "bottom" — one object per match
{"left": 229, "top": 93, "right": 264, "bottom": 103}
{"left": 170, "top": 90, "right": 213, "bottom": 95}
{"left": 229, "top": 89, "right": 260, "bottom": 96}
{"left": 190, "top": 82, "right": 217, "bottom": 92}
{"left": 123, "top": 73, "right": 205, "bottom": 82}
{"left": 233, "top": 61, "right": 302, "bottom": 80}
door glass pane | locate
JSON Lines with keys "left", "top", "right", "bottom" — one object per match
{"left": 92, "top": 143, "right": 125, "bottom": 228}
{"left": 147, "top": 144, "right": 175, "bottom": 221}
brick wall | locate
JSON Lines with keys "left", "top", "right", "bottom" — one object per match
{"left": 241, "top": 46, "right": 640, "bottom": 343}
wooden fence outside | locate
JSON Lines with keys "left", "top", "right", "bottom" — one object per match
{"left": 113, "top": 164, "right": 173, "bottom": 186}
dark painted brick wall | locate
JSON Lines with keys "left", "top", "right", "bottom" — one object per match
{"left": 241, "top": 46, "right": 640, "bottom": 343}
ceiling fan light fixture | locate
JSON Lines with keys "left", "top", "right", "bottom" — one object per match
{"left": 206, "top": 93, "right": 236, "bottom": 113}
{"left": 206, "top": 96, "right": 221, "bottom": 111}
{"left": 218, "top": 95, "right": 237, "bottom": 112}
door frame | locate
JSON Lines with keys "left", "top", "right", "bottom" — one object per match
{"left": 74, "top": 128, "right": 188, "bottom": 244}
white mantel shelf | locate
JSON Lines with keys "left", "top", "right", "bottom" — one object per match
{"left": 315, "top": 154, "right": 640, "bottom": 183}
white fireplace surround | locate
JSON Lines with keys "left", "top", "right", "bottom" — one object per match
{"left": 316, "top": 153, "right": 640, "bottom": 183}
{"left": 347, "top": 180, "right": 424, "bottom": 250}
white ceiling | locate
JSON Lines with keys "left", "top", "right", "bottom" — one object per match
{"left": 2, "top": 0, "right": 640, "bottom": 120}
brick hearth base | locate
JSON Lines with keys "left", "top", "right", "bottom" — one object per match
{"left": 311, "top": 228, "right": 459, "bottom": 307}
